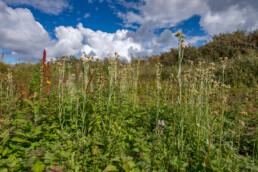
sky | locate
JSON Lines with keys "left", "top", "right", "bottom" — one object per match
{"left": 0, "top": 0, "right": 257, "bottom": 63}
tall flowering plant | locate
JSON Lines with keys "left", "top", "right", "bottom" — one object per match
{"left": 42, "top": 49, "right": 51, "bottom": 94}
{"left": 43, "top": 49, "right": 47, "bottom": 94}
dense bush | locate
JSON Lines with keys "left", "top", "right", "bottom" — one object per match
{"left": 198, "top": 30, "right": 257, "bottom": 60}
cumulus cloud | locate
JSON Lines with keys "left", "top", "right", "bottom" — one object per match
{"left": 0, "top": 1, "right": 52, "bottom": 61}
{"left": 201, "top": 2, "right": 258, "bottom": 34}
{"left": 0, "top": 1, "right": 144, "bottom": 62}
{"left": 78, "top": 23, "right": 142, "bottom": 60}
{"left": 46, "top": 26, "right": 84, "bottom": 58}
{"left": 0, "top": 0, "right": 221, "bottom": 63}
{"left": 117, "top": 0, "right": 258, "bottom": 35}
{"left": 2, "top": 0, "right": 69, "bottom": 15}
{"left": 118, "top": 0, "right": 208, "bottom": 29}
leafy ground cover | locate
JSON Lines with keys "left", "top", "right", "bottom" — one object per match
{"left": 0, "top": 32, "right": 257, "bottom": 171}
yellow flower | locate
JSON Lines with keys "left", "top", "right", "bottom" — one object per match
{"left": 47, "top": 80, "right": 51, "bottom": 84}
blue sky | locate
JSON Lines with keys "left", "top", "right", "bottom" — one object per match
{"left": 0, "top": 0, "right": 257, "bottom": 63}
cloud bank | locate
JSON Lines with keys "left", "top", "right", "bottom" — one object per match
{"left": 1, "top": 1, "right": 201, "bottom": 62}
{"left": 2, "top": 0, "right": 69, "bottom": 15}
{"left": 117, "top": 0, "right": 258, "bottom": 35}
{"left": 0, "top": 0, "right": 257, "bottom": 62}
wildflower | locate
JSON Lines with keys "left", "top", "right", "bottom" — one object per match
{"left": 47, "top": 80, "right": 51, "bottom": 84}
{"left": 158, "top": 120, "right": 165, "bottom": 126}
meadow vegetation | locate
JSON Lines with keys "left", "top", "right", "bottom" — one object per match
{"left": 0, "top": 30, "right": 257, "bottom": 171}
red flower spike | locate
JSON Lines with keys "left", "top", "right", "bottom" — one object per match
{"left": 43, "top": 49, "right": 47, "bottom": 94}
{"left": 47, "top": 61, "right": 51, "bottom": 92}
{"left": 43, "top": 49, "right": 46, "bottom": 64}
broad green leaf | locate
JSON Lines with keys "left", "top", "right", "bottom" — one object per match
{"left": 104, "top": 165, "right": 118, "bottom": 172}
{"left": 25, "top": 156, "right": 37, "bottom": 168}
{"left": 0, "top": 168, "right": 8, "bottom": 172}
{"left": 31, "top": 161, "right": 45, "bottom": 172}
{"left": 2, "top": 147, "right": 8, "bottom": 156}
{"left": 132, "top": 148, "right": 140, "bottom": 153}
{"left": 122, "top": 163, "right": 130, "bottom": 172}
{"left": 11, "top": 137, "right": 29, "bottom": 143}
{"left": 60, "top": 151, "right": 70, "bottom": 159}
{"left": 112, "top": 156, "right": 120, "bottom": 162}
{"left": 44, "top": 152, "right": 57, "bottom": 161}
{"left": 127, "top": 161, "right": 136, "bottom": 169}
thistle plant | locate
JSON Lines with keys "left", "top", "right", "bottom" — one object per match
{"left": 175, "top": 31, "right": 185, "bottom": 109}
{"left": 58, "top": 55, "right": 66, "bottom": 131}
{"left": 156, "top": 61, "right": 161, "bottom": 129}
{"left": 133, "top": 59, "right": 140, "bottom": 110}
{"left": 6, "top": 68, "right": 14, "bottom": 101}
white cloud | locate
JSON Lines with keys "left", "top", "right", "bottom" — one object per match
{"left": 46, "top": 26, "right": 84, "bottom": 58}
{"left": 78, "top": 23, "right": 142, "bottom": 61}
{"left": 0, "top": 1, "right": 52, "bottom": 61}
{"left": 0, "top": 0, "right": 202, "bottom": 62}
{"left": 4, "top": 0, "right": 254, "bottom": 63}
{"left": 2, "top": 0, "right": 69, "bottom": 15}
{"left": 200, "top": 4, "right": 258, "bottom": 35}
{"left": 117, "top": 0, "right": 258, "bottom": 35}
{"left": 84, "top": 13, "right": 90, "bottom": 18}
{"left": 118, "top": 0, "right": 208, "bottom": 29}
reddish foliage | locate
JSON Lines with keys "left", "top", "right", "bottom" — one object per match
{"left": 86, "top": 73, "right": 94, "bottom": 93}
{"left": 22, "top": 86, "right": 27, "bottom": 99}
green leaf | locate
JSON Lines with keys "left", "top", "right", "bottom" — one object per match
{"left": 0, "top": 168, "right": 8, "bottom": 172}
{"left": 60, "top": 151, "right": 70, "bottom": 159}
{"left": 25, "top": 156, "right": 37, "bottom": 168}
{"left": 104, "top": 165, "right": 118, "bottom": 172}
{"left": 112, "top": 156, "right": 120, "bottom": 162}
{"left": 11, "top": 137, "right": 29, "bottom": 143}
{"left": 2, "top": 147, "right": 8, "bottom": 156}
{"left": 34, "top": 101, "right": 40, "bottom": 114}
{"left": 1, "top": 136, "right": 9, "bottom": 146}
{"left": 122, "top": 163, "right": 130, "bottom": 172}
{"left": 34, "top": 126, "right": 42, "bottom": 135}
{"left": 127, "top": 161, "right": 136, "bottom": 169}
{"left": 31, "top": 161, "right": 45, "bottom": 172}
{"left": 44, "top": 152, "right": 57, "bottom": 161}
{"left": 132, "top": 148, "right": 140, "bottom": 153}
{"left": 23, "top": 98, "right": 34, "bottom": 107}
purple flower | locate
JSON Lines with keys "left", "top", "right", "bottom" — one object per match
{"left": 158, "top": 120, "right": 165, "bottom": 126}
